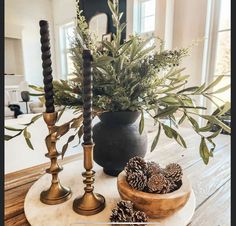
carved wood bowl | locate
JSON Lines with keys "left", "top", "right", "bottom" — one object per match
{"left": 117, "top": 171, "right": 191, "bottom": 218}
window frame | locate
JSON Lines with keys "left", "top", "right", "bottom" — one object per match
{"left": 134, "top": 0, "right": 156, "bottom": 36}
{"left": 205, "top": 0, "right": 230, "bottom": 80}
{"left": 201, "top": 0, "right": 231, "bottom": 115}
{"left": 59, "top": 21, "right": 75, "bottom": 80}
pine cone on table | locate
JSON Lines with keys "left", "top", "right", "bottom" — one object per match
{"left": 164, "top": 163, "right": 183, "bottom": 183}
{"left": 127, "top": 171, "right": 147, "bottom": 191}
{"left": 131, "top": 210, "right": 148, "bottom": 226}
{"left": 117, "top": 200, "right": 134, "bottom": 215}
{"left": 110, "top": 200, "right": 148, "bottom": 225}
{"left": 147, "top": 174, "right": 171, "bottom": 194}
{"left": 110, "top": 201, "right": 134, "bottom": 223}
{"left": 110, "top": 207, "right": 132, "bottom": 223}
{"left": 146, "top": 161, "right": 162, "bottom": 178}
{"left": 124, "top": 156, "right": 148, "bottom": 174}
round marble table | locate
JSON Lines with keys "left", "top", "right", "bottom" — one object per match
{"left": 24, "top": 160, "right": 196, "bottom": 226}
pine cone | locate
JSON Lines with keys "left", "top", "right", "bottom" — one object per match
{"left": 169, "top": 179, "right": 183, "bottom": 192}
{"left": 110, "top": 200, "right": 148, "bottom": 225}
{"left": 127, "top": 171, "right": 147, "bottom": 191}
{"left": 110, "top": 207, "right": 132, "bottom": 222}
{"left": 131, "top": 210, "right": 148, "bottom": 226}
{"left": 125, "top": 156, "right": 148, "bottom": 174}
{"left": 164, "top": 163, "right": 183, "bottom": 183}
{"left": 117, "top": 200, "right": 134, "bottom": 216}
{"left": 168, "top": 179, "right": 178, "bottom": 192}
{"left": 146, "top": 161, "right": 162, "bottom": 178}
{"left": 147, "top": 174, "right": 171, "bottom": 194}
{"left": 110, "top": 201, "right": 134, "bottom": 223}
{"left": 160, "top": 178, "right": 172, "bottom": 194}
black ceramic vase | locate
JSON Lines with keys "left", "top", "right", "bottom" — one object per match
{"left": 93, "top": 111, "right": 148, "bottom": 176}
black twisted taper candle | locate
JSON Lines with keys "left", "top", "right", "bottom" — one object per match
{"left": 83, "top": 50, "right": 93, "bottom": 145}
{"left": 39, "top": 20, "right": 55, "bottom": 113}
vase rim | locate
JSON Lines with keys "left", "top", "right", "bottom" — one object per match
{"left": 101, "top": 111, "right": 140, "bottom": 114}
{"left": 98, "top": 111, "right": 140, "bottom": 125}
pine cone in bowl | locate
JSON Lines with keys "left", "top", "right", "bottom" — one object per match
{"left": 147, "top": 174, "right": 171, "bottom": 194}
{"left": 124, "top": 156, "right": 148, "bottom": 174}
{"left": 164, "top": 163, "right": 183, "bottom": 182}
{"left": 164, "top": 163, "right": 183, "bottom": 192}
{"left": 146, "top": 161, "right": 162, "bottom": 178}
{"left": 127, "top": 171, "right": 147, "bottom": 191}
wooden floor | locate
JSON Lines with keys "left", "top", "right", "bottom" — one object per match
{"left": 5, "top": 126, "right": 230, "bottom": 226}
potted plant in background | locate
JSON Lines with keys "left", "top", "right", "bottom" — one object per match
{"left": 5, "top": 0, "right": 231, "bottom": 176}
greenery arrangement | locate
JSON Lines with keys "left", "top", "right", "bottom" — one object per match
{"left": 5, "top": 0, "right": 230, "bottom": 165}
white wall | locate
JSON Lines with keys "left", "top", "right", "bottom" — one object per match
{"left": 5, "top": 38, "right": 24, "bottom": 75}
{"left": 52, "top": 0, "right": 77, "bottom": 79}
{"left": 5, "top": 0, "right": 57, "bottom": 86}
{"left": 172, "top": 0, "right": 208, "bottom": 87}
{"left": 127, "top": 0, "right": 208, "bottom": 87}
{"left": 126, "top": 0, "right": 134, "bottom": 37}
{"left": 164, "top": 0, "right": 175, "bottom": 49}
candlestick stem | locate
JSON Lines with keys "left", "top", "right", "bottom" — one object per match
{"left": 73, "top": 144, "right": 105, "bottom": 215}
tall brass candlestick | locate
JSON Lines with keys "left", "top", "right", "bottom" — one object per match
{"left": 39, "top": 20, "right": 71, "bottom": 205}
{"left": 73, "top": 50, "right": 105, "bottom": 215}
{"left": 41, "top": 112, "right": 72, "bottom": 205}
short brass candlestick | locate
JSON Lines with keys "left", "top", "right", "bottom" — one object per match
{"left": 73, "top": 49, "right": 105, "bottom": 215}
{"left": 40, "top": 112, "right": 72, "bottom": 205}
{"left": 73, "top": 143, "right": 105, "bottom": 215}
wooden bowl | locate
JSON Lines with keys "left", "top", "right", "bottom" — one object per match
{"left": 117, "top": 171, "right": 191, "bottom": 218}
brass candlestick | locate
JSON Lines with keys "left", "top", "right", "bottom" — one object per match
{"left": 73, "top": 49, "right": 105, "bottom": 215}
{"left": 73, "top": 143, "right": 105, "bottom": 215}
{"left": 40, "top": 112, "right": 72, "bottom": 205}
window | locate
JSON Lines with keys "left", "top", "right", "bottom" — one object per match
{"left": 203, "top": 0, "right": 231, "bottom": 111}
{"left": 139, "top": 0, "right": 155, "bottom": 34}
{"left": 59, "top": 21, "right": 76, "bottom": 80}
{"left": 212, "top": 0, "right": 231, "bottom": 106}
{"left": 134, "top": 0, "right": 156, "bottom": 35}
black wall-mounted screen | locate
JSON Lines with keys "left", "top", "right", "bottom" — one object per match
{"left": 79, "top": 0, "right": 127, "bottom": 41}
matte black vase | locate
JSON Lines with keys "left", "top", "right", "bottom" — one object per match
{"left": 93, "top": 111, "right": 148, "bottom": 176}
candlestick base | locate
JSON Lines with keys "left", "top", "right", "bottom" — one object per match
{"left": 40, "top": 183, "right": 72, "bottom": 205}
{"left": 73, "top": 143, "right": 106, "bottom": 215}
{"left": 73, "top": 192, "right": 105, "bottom": 215}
